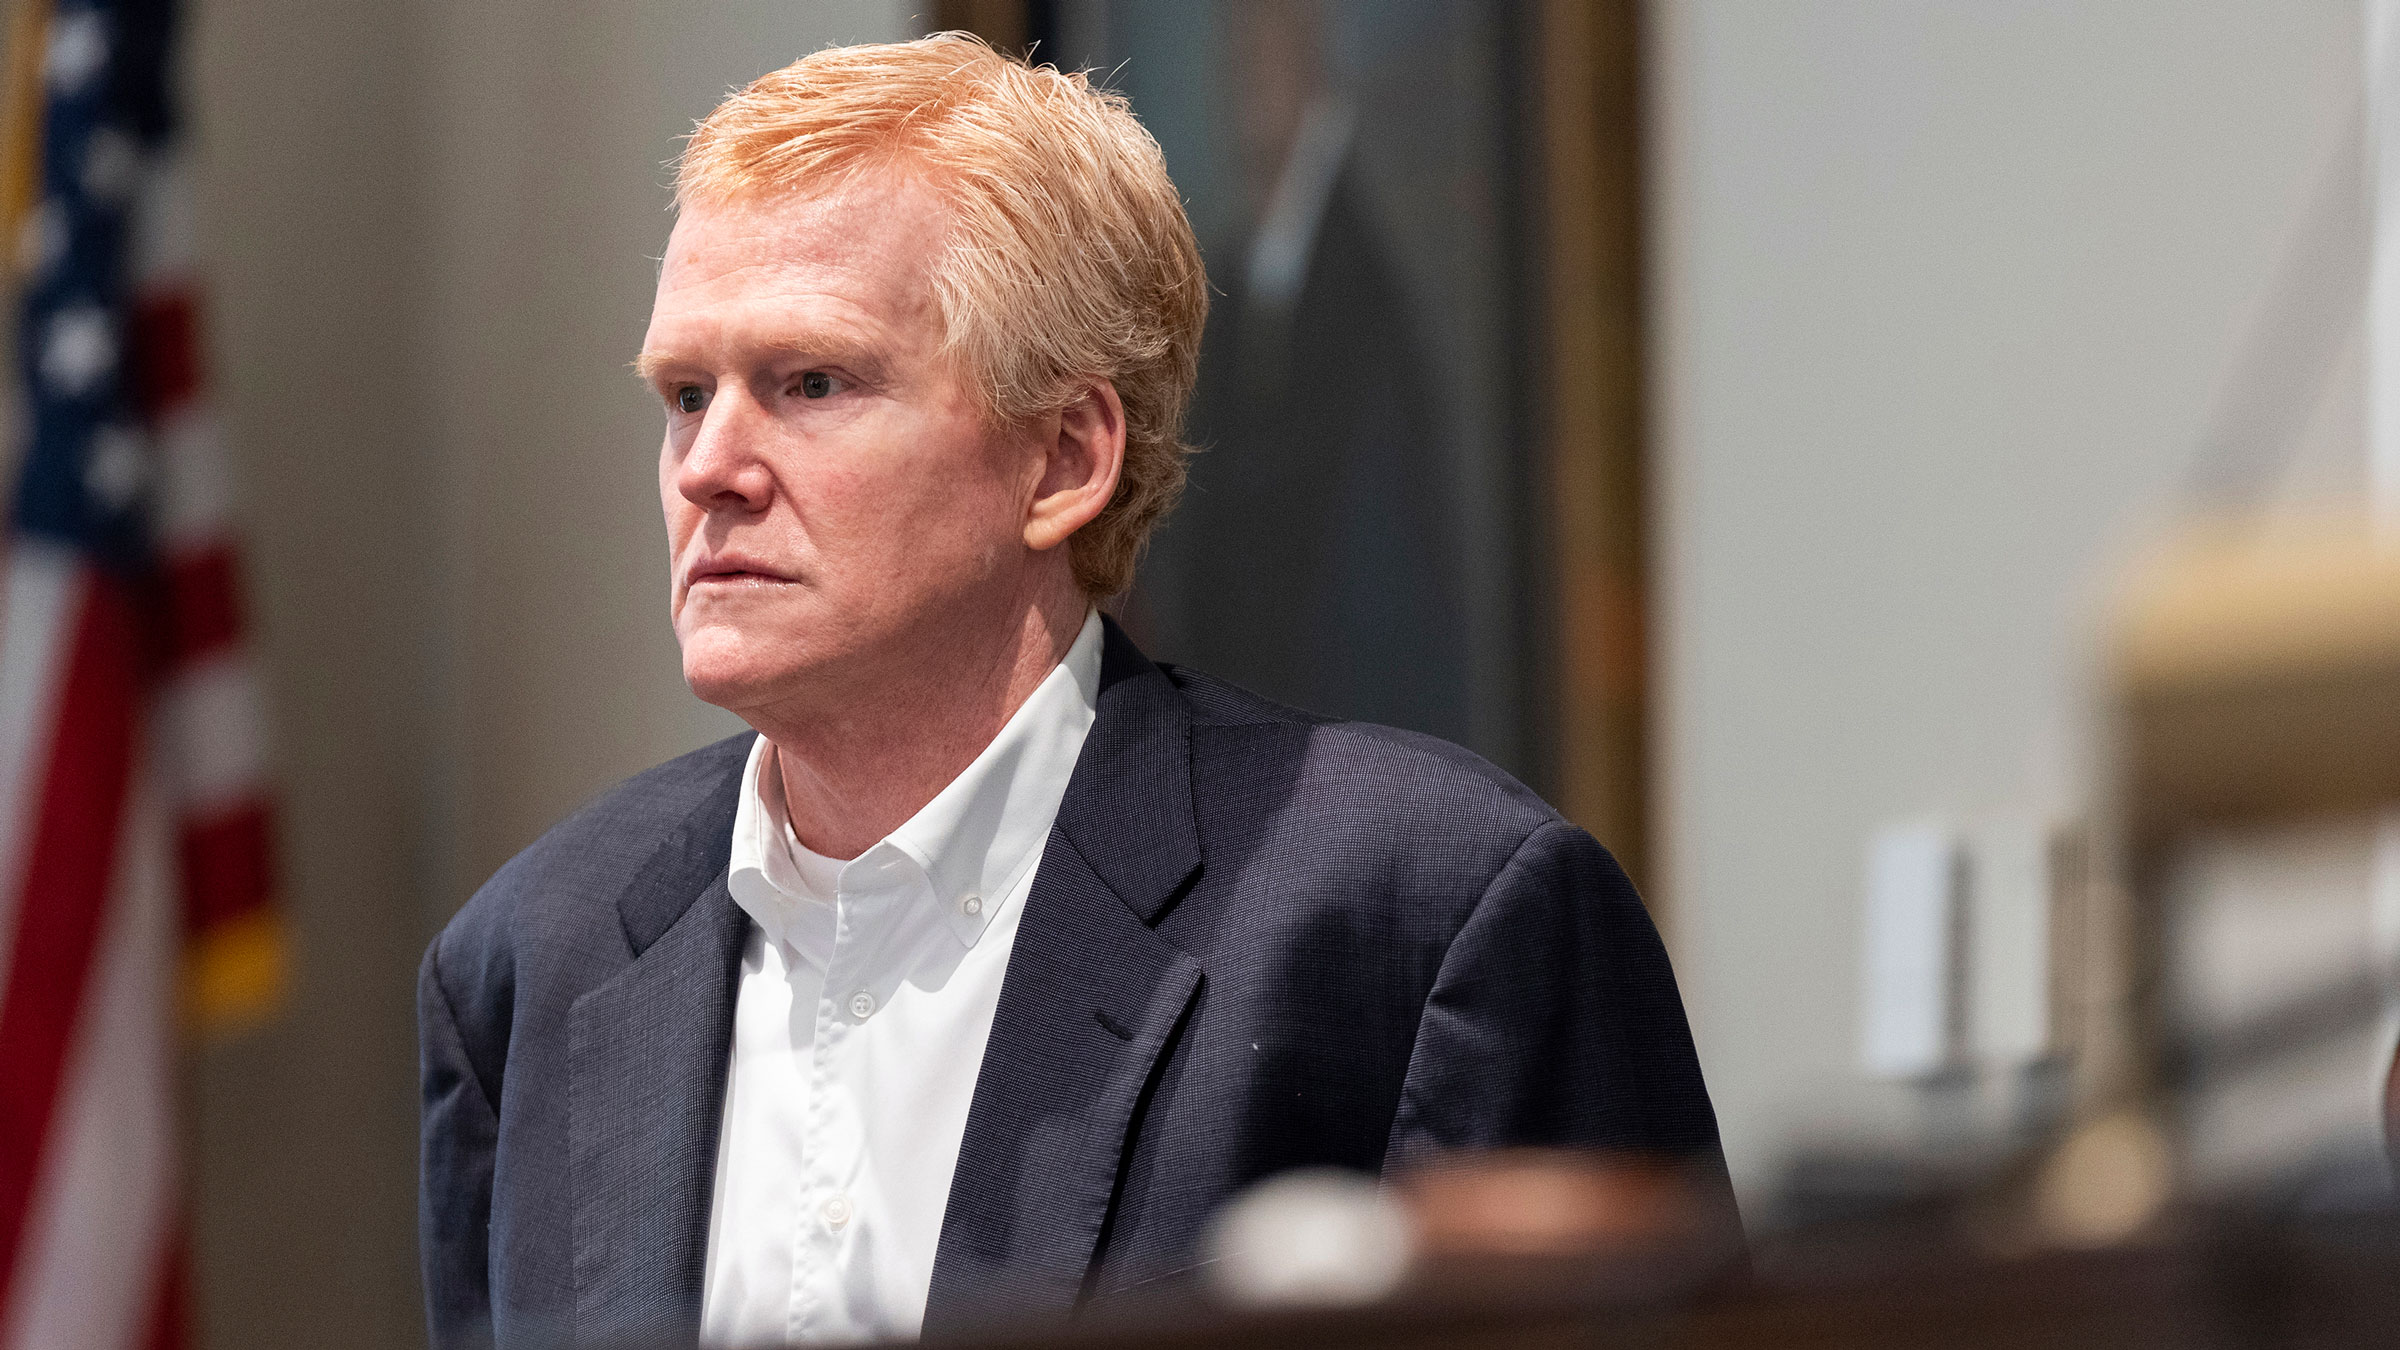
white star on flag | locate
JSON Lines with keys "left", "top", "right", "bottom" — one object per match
{"left": 41, "top": 305, "right": 117, "bottom": 397}
{"left": 43, "top": 11, "right": 106, "bottom": 93}
{"left": 82, "top": 424, "right": 147, "bottom": 510}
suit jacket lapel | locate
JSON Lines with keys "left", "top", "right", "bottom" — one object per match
{"left": 922, "top": 619, "right": 1206, "bottom": 1336}
{"left": 568, "top": 760, "right": 750, "bottom": 1344}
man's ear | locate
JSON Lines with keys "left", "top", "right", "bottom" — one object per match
{"left": 1024, "top": 379, "right": 1125, "bottom": 553}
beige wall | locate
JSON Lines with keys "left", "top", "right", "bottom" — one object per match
{"left": 187, "top": 1, "right": 430, "bottom": 1342}
{"left": 185, "top": 4, "right": 907, "bottom": 1345}
{"left": 1651, "top": 0, "right": 2366, "bottom": 1201}
{"left": 410, "top": 1, "right": 912, "bottom": 908}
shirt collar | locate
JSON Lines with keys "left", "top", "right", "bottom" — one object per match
{"left": 726, "top": 609, "right": 1104, "bottom": 952}
{"left": 726, "top": 735, "right": 812, "bottom": 953}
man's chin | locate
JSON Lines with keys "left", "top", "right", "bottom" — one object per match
{"left": 684, "top": 662, "right": 783, "bottom": 714}
{"left": 680, "top": 643, "right": 802, "bottom": 711}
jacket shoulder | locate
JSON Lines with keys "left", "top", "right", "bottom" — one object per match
{"left": 1160, "top": 663, "right": 1563, "bottom": 844}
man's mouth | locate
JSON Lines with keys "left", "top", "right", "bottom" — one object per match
{"left": 685, "top": 560, "right": 796, "bottom": 589}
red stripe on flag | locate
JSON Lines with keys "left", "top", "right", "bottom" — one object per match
{"left": 145, "top": 1228, "right": 190, "bottom": 1350}
{"left": 130, "top": 290, "right": 202, "bottom": 423}
{"left": 179, "top": 800, "right": 272, "bottom": 932}
{"left": 163, "top": 544, "right": 242, "bottom": 666}
{"left": 0, "top": 573, "right": 143, "bottom": 1307}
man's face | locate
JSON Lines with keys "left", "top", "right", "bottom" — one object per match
{"left": 640, "top": 173, "right": 1037, "bottom": 719}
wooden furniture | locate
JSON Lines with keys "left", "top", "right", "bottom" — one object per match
{"left": 919, "top": 1205, "right": 2400, "bottom": 1350}
{"left": 2108, "top": 516, "right": 2400, "bottom": 1154}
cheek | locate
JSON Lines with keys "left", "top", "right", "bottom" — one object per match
{"left": 659, "top": 489, "right": 699, "bottom": 575}
{"left": 822, "top": 422, "right": 1015, "bottom": 550}
{"left": 883, "top": 466, "right": 1016, "bottom": 570}
{"left": 657, "top": 444, "right": 686, "bottom": 529}
{"left": 912, "top": 410, "right": 1029, "bottom": 524}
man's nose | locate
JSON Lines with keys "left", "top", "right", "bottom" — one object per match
{"left": 677, "top": 391, "right": 775, "bottom": 512}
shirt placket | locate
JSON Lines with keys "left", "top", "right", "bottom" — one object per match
{"left": 791, "top": 866, "right": 880, "bottom": 1342}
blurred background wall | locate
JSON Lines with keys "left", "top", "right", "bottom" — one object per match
{"left": 141, "top": 0, "right": 2385, "bottom": 1344}
{"left": 184, "top": 4, "right": 903, "bottom": 1345}
{"left": 1649, "top": 0, "right": 2368, "bottom": 1203}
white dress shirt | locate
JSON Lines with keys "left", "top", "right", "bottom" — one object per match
{"left": 699, "top": 611, "right": 1103, "bottom": 1347}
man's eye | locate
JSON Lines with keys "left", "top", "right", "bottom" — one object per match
{"left": 798, "top": 371, "right": 840, "bottom": 399}
{"left": 674, "top": 386, "right": 706, "bottom": 414}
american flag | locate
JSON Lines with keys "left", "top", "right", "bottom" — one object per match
{"left": 0, "top": 0, "right": 282, "bottom": 1344}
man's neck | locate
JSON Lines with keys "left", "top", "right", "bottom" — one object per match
{"left": 759, "top": 591, "right": 1090, "bottom": 862}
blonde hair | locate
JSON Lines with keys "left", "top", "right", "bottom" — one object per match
{"left": 677, "top": 34, "right": 1209, "bottom": 597}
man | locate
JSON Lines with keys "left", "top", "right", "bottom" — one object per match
{"left": 419, "top": 34, "right": 1730, "bottom": 1350}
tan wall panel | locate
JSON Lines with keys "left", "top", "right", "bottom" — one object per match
{"left": 185, "top": 5, "right": 906, "bottom": 1346}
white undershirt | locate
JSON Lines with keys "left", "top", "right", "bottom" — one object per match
{"left": 699, "top": 612, "right": 1103, "bottom": 1347}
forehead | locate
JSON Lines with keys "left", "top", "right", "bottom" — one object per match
{"left": 650, "top": 169, "right": 953, "bottom": 338}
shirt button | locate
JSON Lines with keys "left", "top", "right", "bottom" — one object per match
{"left": 960, "top": 893, "right": 983, "bottom": 917}
{"left": 848, "top": 991, "right": 876, "bottom": 1020}
{"left": 822, "top": 1194, "right": 853, "bottom": 1229}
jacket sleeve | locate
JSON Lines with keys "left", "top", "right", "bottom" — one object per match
{"left": 419, "top": 938, "right": 499, "bottom": 1350}
{"left": 1383, "top": 818, "right": 1730, "bottom": 1175}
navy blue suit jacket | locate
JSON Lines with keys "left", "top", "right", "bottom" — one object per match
{"left": 418, "top": 620, "right": 1730, "bottom": 1348}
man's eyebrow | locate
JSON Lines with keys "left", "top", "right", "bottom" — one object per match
{"left": 763, "top": 329, "right": 881, "bottom": 368}
{"left": 629, "top": 332, "right": 883, "bottom": 383}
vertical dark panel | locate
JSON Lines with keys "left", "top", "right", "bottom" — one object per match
{"left": 977, "top": 2, "right": 1655, "bottom": 861}
{"left": 1097, "top": 0, "right": 1543, "bottom": 782}
{"left": 1540, "top": 0, "right": 1653, "bottom": 895}
{"left": 934, "top": 0, "right": 1035, "bottom": 56}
